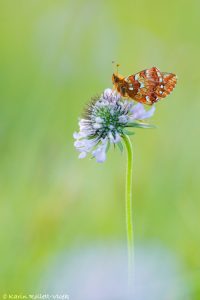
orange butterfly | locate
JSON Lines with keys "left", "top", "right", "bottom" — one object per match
{"left": 112, "top": 66, "right": 177, "bottom": 105}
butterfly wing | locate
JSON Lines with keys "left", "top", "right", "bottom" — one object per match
{"left": 125, "top": 67, "right": 177, "bottom": 105}
{"left": 159, "top": 72, "right": 177, "bottom": 98}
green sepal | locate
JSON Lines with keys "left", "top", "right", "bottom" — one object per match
{"left": 106, "top": 141, "right": 110, "bottom": 153}
{"left": 122, "top": 129, "right": 135, "bottom": 135}
{"left": 117, "top": 141, "right": 124, "bottom": 153}
{"left": 87, "top": 134, "right": 97, "bottom": 140}
{"left": 127, "top": 122, "right": 156, "bottom": 129}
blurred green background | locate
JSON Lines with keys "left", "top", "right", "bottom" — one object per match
{"left": 0, "top": 0, "right": 200, "bottom": 298}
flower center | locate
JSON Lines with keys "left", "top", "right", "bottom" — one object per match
{"left": 93, "top": 104, "right": 125, "bottom": 139}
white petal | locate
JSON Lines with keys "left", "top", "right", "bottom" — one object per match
{"left": 114, "top": 132, "right": 121, "bottom": 143}
{"left": 118, "top": 115, "right": 128, "bottom": 123}
{"left": 78, "top": 152, "right": 87, "bottom": 159}
{"left": 73, "top": 132, "right": 80, "bottom": 139}
{"left": 108, "top": 132, "right": 114, "bottom": 142}
{"left": 73, "top": 131, "right": 87, "bottom": 139}
{"left": 130, "top": 103, "right": 155, "bottom": 120}
{"left": 103, "top": 88, "right": 113, "bottom": 99}
{"left": 95, "top": 117, "right": 103, "bottom": 123}
{"left": 93, "top": 123, "right": 102, "bottom": 129}
{"left": 101, "top": 88, "right": 121, "bottom": 103}
{"left": 92, "top": 142, "right": 107, "bottom": 163}
{"left": 74, "top": 140, "right": 84, "bottom": 148}
{"left": 142, "top": 105, "right": 156, "bottom": 119}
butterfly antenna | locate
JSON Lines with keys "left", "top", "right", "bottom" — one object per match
{"left": 112, "top": 61, "right": 120, "bottom": 75}
{"left": 116, "top": 63, "right": 120, "bottom": 75}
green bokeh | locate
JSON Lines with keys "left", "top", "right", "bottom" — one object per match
{"left": 0, "top": 0, "right": 200, "bottom": 298}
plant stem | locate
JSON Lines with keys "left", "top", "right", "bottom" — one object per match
{"left": 123, "top": 135, "right": 134, "bottom": 286}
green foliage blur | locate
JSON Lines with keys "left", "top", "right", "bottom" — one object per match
{"left": 0, "top": 0, "right": 200, "bottom": 298}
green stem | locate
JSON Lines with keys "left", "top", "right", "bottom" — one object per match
{"left": 123, "top": 135, "right": 134, "bottom": 285}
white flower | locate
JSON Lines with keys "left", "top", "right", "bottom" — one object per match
{"left": 74, "top": 89, "right": 155, "bottom": 163}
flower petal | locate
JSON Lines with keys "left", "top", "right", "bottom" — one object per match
{"left": 102, "top": 88, "right": 121, "bottom": 102}
{"left": 103, "top": 88, "right": 113, "bottom": 99}
{"left": 142, "top": 105, "right": 156, "bottom": 119}
{"left": 118, "top": 115, "right": 128, "bottom": 124}
{"left": 92, "top": 141, "right": 108, "bottom": 163}
{"left": 78, "top": 152, "right": 87, "bottom": 159}
{"left": 73, "top": 132, "right": 80, "bottom": 139}
{"left": 108, "top": 131, "right": 121, "bottom": 143}
{"left": 130, "top": 103, "right": 155, "bottom": 120}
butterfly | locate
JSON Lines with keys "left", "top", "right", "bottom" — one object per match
{"left": 112, "top": 66, "right": 177, "bottom": 105}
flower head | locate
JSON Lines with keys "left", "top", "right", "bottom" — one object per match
{"left": 74, "top": 89, "right": 155, "bottom": 163}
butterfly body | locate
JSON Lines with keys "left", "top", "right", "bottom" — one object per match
{"left": 112, "top": 67, "right": 177, "bottom": 105}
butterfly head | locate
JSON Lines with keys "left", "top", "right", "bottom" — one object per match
{"left": 112, "top": 73, "right": 120, "bottom": 84}
{"left": 112, "top": 61, "right": 123, "bottom": 85}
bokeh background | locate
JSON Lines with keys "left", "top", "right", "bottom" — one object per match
{"left": 1, "top": 0, "right": 200, "bottom": 298}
